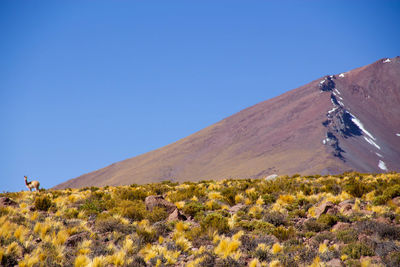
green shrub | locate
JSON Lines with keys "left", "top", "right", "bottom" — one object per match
{"left": 272, "top": 226, "right": 296, "bottom": 241}
{"left": 168, "top": 185, "right": 205, "bottom": 203}
{"left": 146, "top": 206, "right": 168, "bottom": 223}
{"left": 200, "top": 213, "right": 229, "bottom": 234}
{"left": 79, "top": 199, "right": 104, "bottom": 215}
{"left": 321, "top": 179, "right": 342, "bottom": 195}
{"left": 344, "top": 177, "right": 372, "bottom": 198}
{"left": 317, "top": 214, "right": 339, "bottom": 227}
{"left": 34, "top": 195, "right": 53, "bottom": 211}
{"left": 336, "top": 229, "right": 358, "bottom": 243}
{"left": 304, "top": 218, "right": 325, "bottom": 232}
{"left": 114, "top": 200, "right": 146, "bottom": 221}
{"left": 373, "top": 195, "right": 388, "bottom": 205}
{"left": 182, "top": 201, "right": 205, "bottom": 218}
{"left": 373, "top": 184, "right": 400, "bottom": 205}
{"left": 136, "top": 227, "right": 157, "bottom": 244}
{"left": 64, "top": 208, "right": 79, "bottom": 219}
{"left": 95, "top": 216, "right": 135, "bottom": 234}
{"left": 342, "top": 242, "right": 374, "bottom": 259}
{"left": 386, "top": 184, "right": 400, "bottom": 198}
{"left": 115, "top": 188, "right": 147, "bottom": 201}
{"left": 221, "top": 187, "right": 237, "bottom": 206}
{"left": 262, "top": 194, "right": 277, "bottom": 205}
{"left": 263, "top": 211, "right": 287, "bottom": 226}
{"left": 255, "top": 248, "right": 272, "bottom": 262}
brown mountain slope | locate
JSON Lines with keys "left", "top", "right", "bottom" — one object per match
{"left": 55, "top": 57, "right": 400, "bottom": 189}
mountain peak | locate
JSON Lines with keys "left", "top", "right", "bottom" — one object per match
{"left": 55, "top": 58, "right": 400, "bottom": 189}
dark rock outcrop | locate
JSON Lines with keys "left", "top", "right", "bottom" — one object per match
{"left": 0, "top": 197, "right": 17, "bottom": 207}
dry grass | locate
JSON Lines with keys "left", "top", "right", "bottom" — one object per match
{"left": 1, "top": 172, "right": 400, "bottom": 266}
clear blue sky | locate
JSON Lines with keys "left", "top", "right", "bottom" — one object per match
{"left": 1, "top": 1, "right": 399, "bottom": 192}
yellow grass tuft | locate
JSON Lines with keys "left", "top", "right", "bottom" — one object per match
{"left": 123, "top": 236, "right": 134, "bottom": 254}
{"left": 235, "top": 194, "right": 244, "bottom": 204}
{"left": 74, "top": 255, "right": 90, "bottom": 267}
{"left": 106, "top": 250, "right": 125, "bottom": 266}
{"left": 214, "top": 234, "right": 241, "bottom": 259}
{"left": 208, "top": 191, "right": 223, "bottom": 200}
{"left": 256, "top": 196, "right": 264, "bottom": 205}
{"left": 249, "top": 258, "right": 259, "bottom": 267}
{"left": 271, "top": 243, "right": 282, "bottom": 254}
{"left": 318, "top": 243, "right": 328, "bottom": 254}
{"left": 309, "top": 256, "right": 321, "bottom": 267}
{"left": 245, "top": 198, "right": 252, "bottom": 205}
{"left": 175, "top": 201, "right": 185, "bottom": 209}
{"left": 269, "top": 260, "right": 282, "bottom": 267}
{"left": 277, "top": 194, "right": 295, "bottom": 205}
{"left": 90, "top": 256, "right": 106, "bottom": 267}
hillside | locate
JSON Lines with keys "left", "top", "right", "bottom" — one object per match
{"left": 2, "top": 173, "right": 400, "bottom": 266}
{"left": 55, "top": 57, "right": 400, "bottom": 189}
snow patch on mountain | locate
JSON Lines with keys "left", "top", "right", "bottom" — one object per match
{"left": 383, "top": 58, "right": 391, "bottom": 63}
{"left": 376, "top": 153, "right": 383, "bottom": 158}
{"left": 348, "top": 113, "right": 376, "bottom": 140}
{"left": 328, "top": 107, "right": 337, "bottom": 114}
{"left": 364, "top": 137, "right": 381, "bottom": 150}
{"left": 378, "top": 160, "right": 388, "bottom": 171}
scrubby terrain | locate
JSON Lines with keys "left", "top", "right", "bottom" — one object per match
{"left": 2, "top": 173, "right": 400, "bottom": 266}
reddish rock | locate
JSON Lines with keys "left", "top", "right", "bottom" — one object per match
{"left": 338, "top": 199, "right": 354, "bottom": 207}
{"left": 228, "top": 203, "right": 245, "bottom": 214}
{"left": 315, "top": 201, "right": 335, "bottom": 218}
{"left": 332, "top": 222, "right": 350, "bottom": 232}
{"left": 145, "top": 195, "right": 177, "bottom": 214}
{"left": 340, "top": 202, "right": 353, "bottom": 216}
{"left": 326, "top": 258, "right": 343, "bottom": 267}
{"left": 392, "top": 197, "right": 400, "bottom": 206}
{"left": 167, "top": 209, "right": 187, "bottom": 222}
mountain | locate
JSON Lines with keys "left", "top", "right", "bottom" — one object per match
{"left": 55, "top": 57, "right": 400, "bottom": 189}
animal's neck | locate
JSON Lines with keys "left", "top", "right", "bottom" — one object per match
{"left": 25, "top": 179, "right": 31, "bottom": 186}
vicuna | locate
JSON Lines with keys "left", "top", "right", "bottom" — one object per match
{"left": 24, "top": 176, "right": 40, "bottom": 191}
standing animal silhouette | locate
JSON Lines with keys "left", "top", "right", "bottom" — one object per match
{"left": 24, "top": 176, "right": 40, "bottom": 191}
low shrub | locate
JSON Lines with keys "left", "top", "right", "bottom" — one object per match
{"left": 146, "top": 206, "right": 168, "bottom": 223}
{"left": 255, "top": 247, "right": 272, "bottom": 262}
{"left": 95, "top": 217, "right": 135, "bottom": 234}
{"left": 263, "top": 211, "right": 287, "bottom": 226}
{"left": 317, "top": 214, "right": 339, "bottom": 227}
{"left": 344, "top": 177, "right": 372, "bottom": 198}
{"left": 200, "top": 213, "right": 229, "bottom": 234}
{"left": 261, "top": 193, "right": 276, "bottom": 205}
{"left": 336, "top": 229, "right": 358, "bottom": 243}
{"left": 33, "top": 195, "right": 53, "bottom": 211}
{"left": 115, "top": 200, "right": 146, "bottom": 221}
{"left": 220, "top": 187, "right": 238, "bottom": 206}
{"left": 386, "top": 251, "right": 400, "bottom": 267}
{"left": 182, "top": 201, "right": 205, "bottom": 218}
{"left": 272, "top": 226, "right": 296, "bottom": 241}
{"left": 342, "top": 242, "right": 374, "bottom": 259}
{"left": 304, "top": 218, "right": 325, "bottom": 232}
{"left": 115, "top": 188, "right": 147, "bottom": 201}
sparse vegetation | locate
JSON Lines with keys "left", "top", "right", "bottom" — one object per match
{"left": 1, "top": 172, "right": 400, "bottom": 266}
